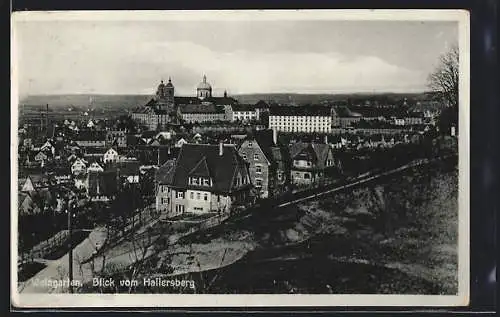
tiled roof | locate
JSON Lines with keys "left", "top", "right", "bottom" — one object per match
{"left": 174, "top": 97, "right": 201, "bottom": 105}
{"left": 232, "top": 104, "right": 256, "bottom": 112}
{"left": 289, "top": 142, "right": 331, "bottom": 169}
{"left": 205, "top": 96, "right": 238, "bottom": 105}
{"left": 141, "top": 131, "right": 158, "bottom": 139}
{"left": 155, "top": 159, "right": 176, "bottom": 184}
{"left": 180, "top": 104, "right": 225, "bottom": 114}
{"left": 112, "top": 161, "right": 141, "bottom": 176}
{"left": 157, "top": 143, "right": 248, "bottom": 194}
{"left": 254, "top": 100, "right": 270, "bottom": 109}
{"left": 75, "top": 130, "right": 106, "bottom": 141}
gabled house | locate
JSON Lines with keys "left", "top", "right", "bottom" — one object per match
{"left": 105, "top": 130, "right": 127, "bottom": 148}
{"left": 156, "top": 131, "right": 175, "bottom": 141}
{"left": 238, "top": 129, "right": 289, "bottom": 198}
{"left": 175, "top": 138, "right": 188, "bottom": 148}
{"left": 22, "top": 138, "right": 33, "bottom": 150}
{"left": 40, "top": 140, "right": 56, "bottom": 155}
{"left": 289, "top": 141, "right": 336, "bottom": 185}
{"left": 34, "top": 151, "right": 49, "bottom": 164}
{"left": 74, "top": 130, "right": 106, "bottom": 147}
{"left": 369, "top": 134, "right": 386, "bottom": 148}
{"left": 20, "top": 176, "right": 40, "bottom": 193}
{"left": 19, "top": 192, "right": 41, "bottom": 216}
{"left": 155, "top": 143, "right": 253, "bottom": 217}
{"left": 103, "top": 147, "right": 120, "bottom": 164}
{"left": 329, "top": 135, "right": 344, "bottom": 149}
{"left": 71, "top": 158, "right": 88, "bottom": 176}
{"left": 140, "top": 131, "right": 157, "bottom": 145}
{"left": 114, "top": 160, "right": 141, "bottom": 184}
{"left": 87, "top": 161, "right": 104, "bottom": 173}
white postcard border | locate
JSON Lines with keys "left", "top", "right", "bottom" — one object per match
{"left": 11, "top": 9, "right": 470, "bottom": 308}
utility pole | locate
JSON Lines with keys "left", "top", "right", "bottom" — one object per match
{"left": 67, "top": 198, "right": 74, "bottom": 293}
{"left": 46, "top": 104, "right": 49, "bottom": 138}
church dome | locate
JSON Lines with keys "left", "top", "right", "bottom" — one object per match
{"left": 197, "top": 75, "right": 212, "bottom": 90}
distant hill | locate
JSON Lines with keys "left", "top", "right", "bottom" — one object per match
{"left": 19, "top": 92, "right": 440, "bottom": 110}
{"left": 233, "top": 92, "right": 438, "bottom": 105}
{"left": 19, "top": 94, "right": 151, "bottom": 110}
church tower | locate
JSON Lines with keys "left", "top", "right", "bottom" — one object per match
{"left": 197, "top": 75, "right": 212, "bottom": 100}
{"left": 165, "top": 77, "right": 175, "bottom": 105}
{"left": 155, "top": 78, "right": 175, "bottom": 109}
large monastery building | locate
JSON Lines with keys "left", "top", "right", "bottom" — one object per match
{"left": 131, "top": 75, "right": 238, "bottom": 129}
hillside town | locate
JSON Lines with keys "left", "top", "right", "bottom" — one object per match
{"left": 17, "top": 75, "right": 457, "bottom": 292}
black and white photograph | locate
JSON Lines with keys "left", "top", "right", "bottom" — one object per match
{"left": 11, "top": 10, "right": 469, "bottom": 307}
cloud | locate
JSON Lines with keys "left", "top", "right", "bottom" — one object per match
{"left": 15, "top": 24, "right": 428, "bottom": 95}
{"left": 139, "top": 41, "right": 427, "bottom": 94}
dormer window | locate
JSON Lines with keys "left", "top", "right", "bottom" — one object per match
{"left": 203, "top": 178, "right": 210, "bottom": 186}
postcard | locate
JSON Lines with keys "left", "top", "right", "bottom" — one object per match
{"left": 11, "top": 9, "right": 470, "bottom": 308}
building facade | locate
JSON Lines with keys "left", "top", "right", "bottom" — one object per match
{"left": 238, "top": 129, "right": 289, "bottom": 198}
{"left": 180, "top": 104, "right": 226, "bottom": 123}
{"left": 269, "top": 106, "right": 332, "bottom": 134}
{"left": 155, "top": 143, "right": 253, "bottom": 218}
{"left": 289, "top": 142, "right": 336, "bottom": 185}
{"left": 105, "top": 130, "right": 127, "bottom": 148}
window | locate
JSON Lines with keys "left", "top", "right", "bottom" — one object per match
{"left": 256, "top": 166, "right": 262, "bottom": 174}
{"left": 192, "top": 177, "right": 198, "bottom": 185}
{"left": 177, "top": 191, "right": 184, "bottom": 199}
{"left": 241, "top": 153, "right": 247, "bottom": 160}
{"left": 203, "top": 178, "right": 210, "bottom": 186}
{"left": 190, "top": 192, "right": 194, "bottom": 199}
{"left": 307, "top": 161, "right": 312, "bottom": 167}
{"left": 196, "top": 193, "right": 201, "bottom": 200}
{"left": 204, "top": 193, "right": 208, "bottom": 201}
{"left": 304, "top": 173, "right": 310, "bottom": 179}
{"left": 253, "top": 154, "right": 259, "bottom": 161}
{"left": 248, "top": 142, "right": 253, "bottom": 147}
{"left": 255, "top": 178, "right": 262, "bottom": 187}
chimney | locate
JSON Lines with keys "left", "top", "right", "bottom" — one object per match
{"left": 219, "top": 141, "right": 224, "bottom": 156}
{"left": 272, "top": 128, "right": 278, "bottom": 146}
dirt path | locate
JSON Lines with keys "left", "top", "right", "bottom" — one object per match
{"left": 18, "top": 227, "right": 107, "bottom": 293}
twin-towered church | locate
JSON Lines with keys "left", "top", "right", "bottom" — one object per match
{"left": 131, "top": 75, "right": 238, "bottom": 129}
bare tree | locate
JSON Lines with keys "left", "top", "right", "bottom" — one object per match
{"left": 428, "top": 44, "right": 459, "bottom": 108}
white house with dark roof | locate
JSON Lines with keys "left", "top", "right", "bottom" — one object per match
{"left": 87, "top": 161, "right": 104, "bottom": 173}
{"left": 289, "top": 141, "right": 336, "bottom": 185}
{"left": 71, "top": 158, "right": 88, "bottom": 176}
{"left": 103, "top": 147, "right": 120, "bottom": 164}
{"left": 155, "top": 143, "right": 253, "bottom": 217}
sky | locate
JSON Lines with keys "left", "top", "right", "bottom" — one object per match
{"left": 14, "top": 17, "right": 458, "bottom": 97}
